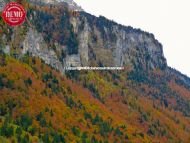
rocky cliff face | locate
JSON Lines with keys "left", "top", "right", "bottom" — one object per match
{"left": 0, "top": 1, "right": 167, "bottom": 72}
{"left": 0, "top": 1, "right": 170, "bottom": 76}
{"left": 12, "top": 7, "right": 167, "bottom": 74}
{"left": 72, "top": 13, "right": 167, "bottom": 70}
{"left": 23, "top": 28, "right": 65, "bottom": 72}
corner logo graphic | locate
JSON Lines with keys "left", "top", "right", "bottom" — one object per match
{"left": 1, "top": 2, "right": 26, "bottom": 26}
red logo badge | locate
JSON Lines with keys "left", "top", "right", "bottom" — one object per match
{"left": 1, "top": 2, "right": 26, "bottom": 26}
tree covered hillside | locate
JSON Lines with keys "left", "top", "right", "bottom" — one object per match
{"left": 0, "top": 1, "right": 190, "bottom": 143}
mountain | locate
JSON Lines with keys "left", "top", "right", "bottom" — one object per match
{"left": 29, "top": 0, "right": 83, "bottom": 11}
{"left": 0, "top": 0, "right": 190, "bottom": 143}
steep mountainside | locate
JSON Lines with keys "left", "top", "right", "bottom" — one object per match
{"left": 0, "top": 1, "right": 190, "bottom": 143}
{"left": 29, "top": 0, "right": 83, "bottom": 10}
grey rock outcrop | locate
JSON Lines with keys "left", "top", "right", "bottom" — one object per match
{"left": 70, "top": 13, "right": 167, "bottom": 70}
{"left": 0, "top": 0, "right": 5, "bottom": 12}
{"left": 23, "top": 28, "right": 64, "bottom": 73}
